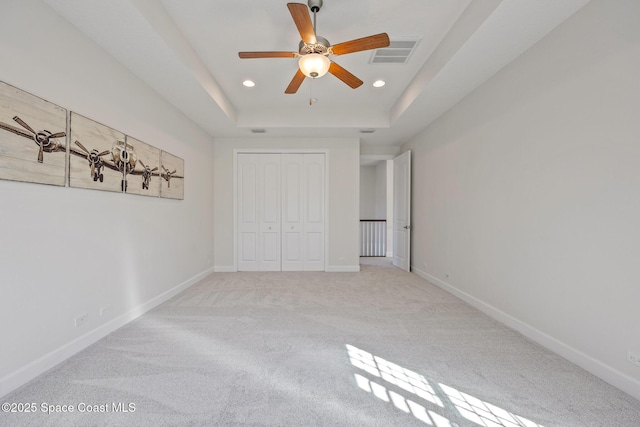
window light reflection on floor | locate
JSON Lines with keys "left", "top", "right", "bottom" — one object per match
{"left": 346, "top": 344, "right": 545, "bottom": 427}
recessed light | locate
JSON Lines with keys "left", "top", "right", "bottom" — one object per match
{"left": 373, "top": 80, "right": 386, "bottom": 88}
{"left": 243, "top": 80, "right": 255, "bottom": 87}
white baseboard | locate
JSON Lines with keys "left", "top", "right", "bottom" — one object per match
{"left": 216, "top": 265, "right": 362, "bottom": 273}
{"left": 386, "top": 251, "right": 393, "bottom": 258}
{"left": 326, "top": 265, "right": 360, "bottom": 272}
{"left": 0, "top": 266, "right": 215, "bottom": 398}
{"left": 411, "top": 265, "right": 640, "bottom": 401}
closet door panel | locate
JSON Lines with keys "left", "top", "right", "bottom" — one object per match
{"left": 238, "top": 153, "right": 325, "bottom": 272}
{"left": 306, "top": 160, "right": 323, "bottom": 223}
{"left": 303, "top": 154, "right": 325, "bottom": 271}
{"left": 258, "top": 155, "right": 281, "bottom": 271}
{"left": 281, "top": 154, "right": 304, "bottom": 271}
{"left": 306, "top": 232, "right": 323, "bottom": 261}
{"left": 283, "top": 232, "right": 301, "bottom": 261}
{"left": 283, "top": 161, "right": 301, "bottom": 224}
{"left": 238, "top": 154, "right": 281, "bottom": 271}
{"left": 263, "top": 232, "right": 279, "bottom": 261}
{"left": 261, "top": 161, "right": 280, "bottom": 224}
{"left": 237, "top": 155, "right": 260, "bottom": 270}
{"left": 241, "top": 233, "right": 257, "bottom": 262}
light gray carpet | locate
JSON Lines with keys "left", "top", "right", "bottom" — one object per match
{"left": 2, "top": 258, "right": 640, "bottom": 426}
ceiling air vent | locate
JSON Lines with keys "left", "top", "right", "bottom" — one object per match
{"left": 360, "top": 129, "right": 375, "bottom": 134}
{"left": 370, "top": 38, "right": 420, "bottom": 64}
{"left": 250, "top": 128, "right": 266, "bottom": 134}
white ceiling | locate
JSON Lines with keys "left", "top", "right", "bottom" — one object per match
{"left": 43, "top": 0, "right": 589, "bottom": 148}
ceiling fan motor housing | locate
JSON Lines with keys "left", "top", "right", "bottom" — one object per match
{"left": 298, "top": 36, "right": 330, "bottom": 55}
{"left": 308, "top": 0, "right": 323, "bottom": 13}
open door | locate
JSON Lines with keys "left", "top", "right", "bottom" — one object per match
{"left": 393, "top": 150, "right": 411, "bottom": 271}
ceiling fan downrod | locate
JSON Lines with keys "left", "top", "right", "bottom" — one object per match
{"left": 308, "top": 0, "right": 322, "bottom": 34}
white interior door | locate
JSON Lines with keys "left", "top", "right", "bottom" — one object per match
{"left": 260, "top": 155, "right": 282, "bottom": 270}
{"left": 237, "top": 154, "right": 281, "bottom": 271}
{"left": 282, "top": 154, "right": 325, "bottom": 271}
{"left": 393, "top": 150, "right": 411, "bottom": 271}
{"left": 281, "top": 155, "right": 303, "bottom": 271}
{"left": 302, "top": 154, "right": 325, "bottom": 271}
{"left": 238, "top": 152, "right": 324, "bottom": 272}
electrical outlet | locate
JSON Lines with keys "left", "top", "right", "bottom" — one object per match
{"left": 75, "top": 313, "right": 88, "bottom": 327}
{"left": 100, "top": 305, "right": 111, "bottom": 317}
{"left": 628, "top": 351, "right": 640, "bottom": 367}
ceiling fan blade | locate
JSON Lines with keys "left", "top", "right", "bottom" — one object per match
{"left": 328, "top": 62, "right": 363, "bottom": 89}
{"left": 239, "top": 51, "right": 297, "bottom": 59}
{"left": 48, "top": 131, "right": 66, "bottom": 139}
{"left": 330, "top": 33, "right": 390, "bottom": 56}
{"left": 288, "top": 3, "right": 316, "bottom": 44}
{"left": 285, "top": 69, "right": 306, "bottom": 94}
{"left": 139, "top": 159, "right": 146, "bottom": 169}
{"left": 37, "top": 143, "right": 44, "bottom": 163}
{"left": 98, "top": 150, "right": 110, "bottom": 157}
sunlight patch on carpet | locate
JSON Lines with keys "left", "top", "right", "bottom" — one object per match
{"left": 346, "top": 344, "right": 545, "bottom": 427}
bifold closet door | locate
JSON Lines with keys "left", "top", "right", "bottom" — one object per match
{"left": 281, "top": 154, "right": 325, "bottom": 271}
{"left": 237, "top": 154, "right": 281, "bottom": 271}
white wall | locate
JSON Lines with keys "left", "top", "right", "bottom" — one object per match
{"left": 0, "top": 0, "right": 215, "bottom": 396}
{"left": 359, "top": 165, "right": 376, "bottom": 219}
{"left": 374, "top": 161, "right": 387, "bottom": 220}
{"left": 403, "top": 0, "right": 640, "bottom": 399}
{"left": 360, "top": 163, "right": 387, "bottom": 220}
{"left": 213, "top": 137, "right": 360, "bottom": 272}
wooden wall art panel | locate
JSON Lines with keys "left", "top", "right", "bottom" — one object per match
{"left": 0, "top": 81, "right": 67, "bottom": 186}
{"left": 69, "top": 112, "right": 127, "bottom": 193}
{"left": 124, "top": 135, "right": 161, "bottom": 197}
{"left": 159, "top": 151, "right": 184, "bottom": 200}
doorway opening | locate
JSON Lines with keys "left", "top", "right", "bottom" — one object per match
{"left": 359, "top": 159, "right": 393, "bottom": 258}
{"left": 359, "top": 150, "right": 411, "bottom": 271}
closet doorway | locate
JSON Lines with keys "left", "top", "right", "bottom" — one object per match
{"left": 236, "top": 152, "right": 326, "bottom": 271}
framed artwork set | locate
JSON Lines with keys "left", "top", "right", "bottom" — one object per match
{"left": 0, "top": 80, "right": 184, "bottom": 199}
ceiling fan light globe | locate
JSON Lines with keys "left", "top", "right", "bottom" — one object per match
{"left": 298, "top": 53, "right": 330, "bottom": 79}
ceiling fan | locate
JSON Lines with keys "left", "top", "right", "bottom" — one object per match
{"left": 238, "top": 0, "right": 390, "bottom": 94}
